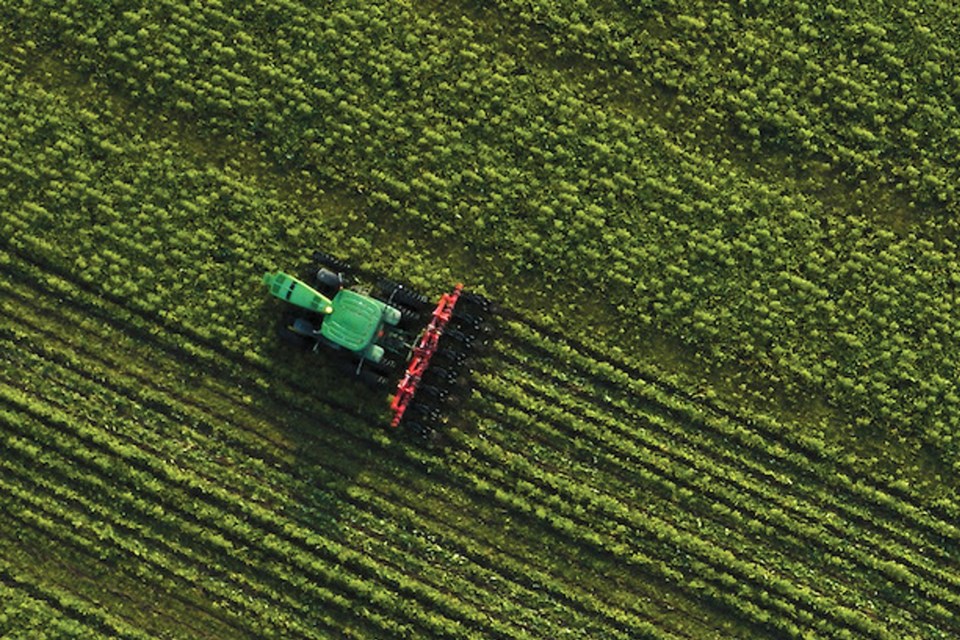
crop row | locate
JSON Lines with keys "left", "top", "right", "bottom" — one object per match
{"left": 501, "top": 316, "right": 960, "bottom": 550}
{"left": 0, "top": 558, "right": 147, "bottom": 640}
{"left": 462, "top": 374, "right": 940, "bottom": 638}
{"left": 0, "top": 338, "right": 588, "bottom": 640}
{"left": 490, "top": 348, "right": 960, "bottom": 596}
{"left": 0, "top": 339, "right": 558, "bottom": 640}
{"left": 493, "top": 321, "right": 960, "bottom": 575}
{"left": 444, "top": 423, "right": 872, "bottom": 640}
{"left": 7, "top": 228, "right": 960, "bottom": 636}
{"left": 0, "top": 388, "right": 413, "bottom": 638}
{"left": 0, "top": 272, "right": 692, "bottom": 636}
{"left": 492, "top": 321, "right": 960, "bottom": 636}
{"left": 469, "top": 365, "right": 957, "bottom": 637}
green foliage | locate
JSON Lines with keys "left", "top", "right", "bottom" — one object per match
{"left": 2, "top": 1, "right": 960, "bottom": 638}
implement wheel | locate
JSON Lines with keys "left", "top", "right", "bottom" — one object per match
{"left": 461, "top": 291, "right": 492, "bottom": 312}
{"left": 404, "top": 421, "right": 436, "bottom": 440}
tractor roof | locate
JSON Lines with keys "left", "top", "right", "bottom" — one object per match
{"left": 321, "top": 289, "right": 386, "bottom": 352}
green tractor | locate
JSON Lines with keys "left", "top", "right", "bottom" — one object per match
{"left": 262, "top": 252, "right": 489, "bottom": 435}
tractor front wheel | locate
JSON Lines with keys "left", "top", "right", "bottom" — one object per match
{"left": 278, "top": 326, "right": 311, "bottom": 350}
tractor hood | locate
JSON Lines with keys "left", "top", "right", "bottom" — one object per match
{"left": 262, "top": 271, "right": 334, "bottom": 314}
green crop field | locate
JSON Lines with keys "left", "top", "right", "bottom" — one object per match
{"left": 2, "top": 1, "right": 960, "bottom": 638}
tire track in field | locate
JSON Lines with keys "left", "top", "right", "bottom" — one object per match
{"left": 0, "top": 280, "right": 696, "bottom": 636}
{"left": 440, "top": 428, "right": 843, "bottom": 639}
{"left": 443, "top": 417, "right": 905, "bottom": 640}
{"left": 0, "top": 383, "right": 519, "bottom": 640}
{"left": 0, "top": 352, "right": 562, "bottom": 640}
{"left": 0, "top": 439, "right": 274, "bottom": 640}
{"left": 501, "top": 340, "right": 960, "bottom": 567}
{"left": 461, "top": 369, "right": 933, "bottom": 637}
{"left": 504, "top": 358, "right": 960, "bottom": 589}
{"left": 0, "top": 462, "right": 325, "bottom": 640}
{"left": 0, "top": 395, "right": 387, "bottom": 640}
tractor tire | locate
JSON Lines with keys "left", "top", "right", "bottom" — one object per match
{"left": 398, "top": 307, "right": 421, "bottom": 329}
{"left": 396, "top": 288, "right": 432, "bottom": 312}
{"left": 379, "top": 333, "right": 409, "bottom": 354}
{"left": 312, "top": 251, "right": 352, "bottom": 273}
{"left": 314, "top": 267, "right": 348, "bottom": 296}
{"left": 278, "top": 326, "right": 311, "bottom": 350}
{"left": 378, "top": 279, "right": 432, "bottom": 312}
{"left": 359, "top": 369, "right": 388, "bottom": 388}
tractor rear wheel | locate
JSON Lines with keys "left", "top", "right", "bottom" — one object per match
{"left": 379, "top": 333, "right": 409, "bottom": 354}
{"left": 398, "top": 307, "right": 421, "bottom": 329}
{"left": 378, "top": 279, "right": 432, "bottom": 312}
{"left": 314, "top": 267, "right": 348, "bottom": 295}
{"left": 313, "top": 251, "right": 352, "bottom": 273}
{"left": 359, "top": 369, "right": 388, "bottom": 388}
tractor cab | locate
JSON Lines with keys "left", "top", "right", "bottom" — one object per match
{"left": 262, "top": 271, "right": 400, "bottom": 363}
{"left": 320, "top": 288, "right": 401, "bottom": 362}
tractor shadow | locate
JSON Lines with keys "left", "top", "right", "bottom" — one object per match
{"left": 256, "top": 334, "right": 383, "bottom": 521}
